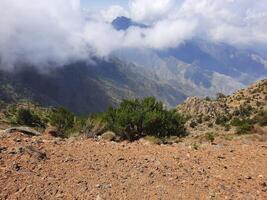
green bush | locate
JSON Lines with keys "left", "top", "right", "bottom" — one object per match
{"left": 103, "top": 97, "right": 186, "bottom": 141}
{"left": 16, "top": 108, "right": 44, "bottom": 128}
{"left": 205, "top": 132, "right": 215, "bottom": 143}
{"left": 215, "top": 115, "right": 229, "bottom": 126}
{"left": 230, "top": 118, "right": 243, "bottom": 126}
{"left": 216, "top": 93, "right": 226, "bottom": 100}
{"left": 205, "top": 97, "right": 212, "bottom": 101}
{"left": 235, "top": 105, "right": 253, "bottom": 117}
{"left": 236, "top": 123, "right": 253, "bottom": 135}
{"left": 230, "top": 117, "right": 254, "bottom": 135}
{"left": 49, "top": 107, "right": 75, "bottom": 134}
{"left": 253, "top": 111, "right": 267, "bottom": 126}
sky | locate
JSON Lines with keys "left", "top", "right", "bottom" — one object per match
{"left": 0, "top": 0, "right": 267, "bottom": 69}
{"left": 81, "top": 0, "right": 128, "bottom": 10}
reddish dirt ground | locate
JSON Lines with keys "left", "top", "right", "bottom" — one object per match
{"left": 0, "top": 132, "right": 267, "bottom": 200}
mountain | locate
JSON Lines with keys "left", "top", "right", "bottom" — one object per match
{"left": 161, "top": 40, "right": 267, "bottom": 83}
{"left": 112, "top": 16, "right": 148, "bottom": 31}
{"left": 0, "top": 58, "right": 187, "bottom": 115}
{"left": 0, "top": 17, "right": 266, "bottom": 115}
{"left": 112, "top": 47, "right": 245, "bottom": 98}
{"left": 111, "top": 17, "right": 267, "bottom": 95}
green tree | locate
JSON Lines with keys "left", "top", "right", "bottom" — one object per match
{"left": 16, "top": 108, "right": 44, "bottom": 127}
{"left": 103, "top": 97, "right": 186, "bottom": 141}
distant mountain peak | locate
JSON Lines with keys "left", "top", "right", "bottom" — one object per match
{"left": 112, "top": 16, "right": 148, "bottom": 31}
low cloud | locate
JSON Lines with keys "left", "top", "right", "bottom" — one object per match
{"left": 100, "top": 5, "right": 129, "bottom": 22}
{"left": 0, "top": 0, "right": 267, "bottom": 69}
{"left": 0, "top": 0, "right": 89, "bottom": 69}
{"left": 129, "top": 0, "right": 175, "bottom": 22}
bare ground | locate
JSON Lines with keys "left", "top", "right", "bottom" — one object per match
{"left": 0, "top": 132, "right": 267, "bottom": 200}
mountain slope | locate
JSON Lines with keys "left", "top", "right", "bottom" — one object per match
{"left": 111, "top": 17, "right": 267, "bottom": 96}
{"left": 177, "top": 79, "right": 267, "bottom": 135}
{"left": 0, "top": 59, "right": 187, "bottom": 115}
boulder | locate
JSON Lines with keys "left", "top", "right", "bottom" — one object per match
{"left": 101, "top": 131, "right": 116, "bottom": 141}
{"left": 4, "top": 127, "right": 41, "bottom": 136}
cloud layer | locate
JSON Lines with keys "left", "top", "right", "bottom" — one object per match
{"left": 0, "top": 0, "right": 267, "bottom": 68}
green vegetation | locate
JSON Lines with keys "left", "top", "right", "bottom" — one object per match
{"left": 15, "top": 108, "right": 45, "bottom": 128}
{"left": 236, "top": 123, "right": 253, "bottom": 135}
{"left": 215, "top": 115, "right": 229, "bottom": 126}
{"left": 102, "top": 97, "right": 187, "bottom": 141}
{"left": 205, "top": 132, "right": 215, "bottom": 143}
{"left": 231, "top": 118, "right": 253, "bottom": 135}
{"left": 49, "top": 107, "right": 75, "bottom": 134}
{"left": 233, "top": 105, "right": 253, "bottom": 117}
{"left": 2, "top": 97, "right": 188, "bottom": 141}
{"left": 205, "top": 96, "right": 212, "bottom": 101}
{"left": 191, "top": 143, "right": 200, "bottom": 150}
{"left": 253, "top": 111, "right": 267, "bottom": 126}
{"left": 216, "top": 93, "right": 226, "bottom": 100}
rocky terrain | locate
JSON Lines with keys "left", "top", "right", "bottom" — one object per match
{"left": 177, "top": 79, "right": 267, "bottom": 136}
{"left": 0, "top": 132, "right": 267, "bottom": 200}
{"left": 0, "top": 79, "right": 266, "bottom": 200}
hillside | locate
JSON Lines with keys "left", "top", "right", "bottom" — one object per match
{"left": 0, "top": 80, "right": 267, "bottom": 200}
{"left": 0, "top": 59, "right": 186, "bottom": 115}
{"left": 0, "top": 18, "right": 266, "bottom": 115}
{"left": 112, "top": 17, "right": 267, "bottom": 98}
{"left": 177, "top": 79, "right": 267, "bottom": 137}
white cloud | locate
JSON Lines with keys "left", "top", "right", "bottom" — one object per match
{"left": 178, "top": 0, "right": 267, "bottom": 46}
{"left": 0, "top": 0, "right": 267, "bottom": 68}
{"left": 129, "top": 0, "right": 175, "bottom": 22}
{"left": 0, "top": 0, "right": 89, "bottom": 69}
{"left": 100, "top": 5, "right": 129, "bottom": 22}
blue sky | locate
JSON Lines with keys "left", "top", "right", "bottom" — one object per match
{"left": 81, "top": 0, "right": 128, "bottom": 10}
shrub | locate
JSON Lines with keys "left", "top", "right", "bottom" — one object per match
{"left": 215, "top": 115, "right": 229, "bottom": 126}
{"left": 208, "top": 123, "right": 213, "bottom": 127}
{"left": 216, "top": 93, "right": 226, "bottom": 100}
{"left": 205, "top": 97, "right": 212, "bottom": 101}
{"left": 103, "top": 97, "right": 186, "bottom": 141}
{"left": 238, "top": 105, "right": 253, "bottom": 117}
{"left": 230, "top": 117, "right": 254, "bottom": 135}
{"left": 190, "top": 121, "right": 197, "bottom": 128}
{"left": 256, "top": 101, "right": 262, "bottom": 107}
{"left": 236, "top": 123, "right": 253, "bottom": 135}
{"left": 230, "top": 118, "right": 243, "bottom": 126}
{"left": 49, "top": 107, "right": 74, "bottom": 134}
{"left": 16, "top": 108, "right": 44, "bottom": 128}
{"left": 205, "top": 132, "right": 215, "bottom": 143}
{"left": 224, "top": 124, "right": 230, "bottom": 131}
{"left": 253, "top": 111, "right": 267, "bottom": 126}
{"left": 192, "top": 143, "right": 200, "bottom": 150}
{"left": 197, "top": 116, "right": 203, "bottom": 124}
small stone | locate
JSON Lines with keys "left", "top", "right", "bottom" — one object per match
{"left": 260, "top": 182, "right": 267, "bottom": 187}
{"left": 245, "top": 176, "right": 252, "bottom": 180}
{"left": 0, "top": 147, "right": 7, "bottom": 153}
{"left": 258, "top": 175, "right": 264, "bottom": 179}
{"left": 218, "top": 155, "right": 225, "bottom": 160}
{"left": 14, "top": 138, "right": 22, "bottom": 142}
{"left": 96, "top": 195, "right": 103, "bottom": 200}
{"left": 12, "top": 163, "right": 21, "bottom": 171}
